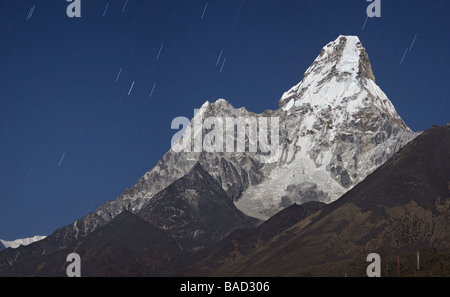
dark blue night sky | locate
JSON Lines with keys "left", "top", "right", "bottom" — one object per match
{"left": 0, "top": 0, "right": 449, "bottom": 241}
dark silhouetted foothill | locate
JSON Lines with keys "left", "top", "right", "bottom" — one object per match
{"left": 0, "top": 211, "right": 183, "bottom": 277}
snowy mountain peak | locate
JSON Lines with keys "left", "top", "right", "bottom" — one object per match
{"left": 279, "top": 35, "right": 378, "bottom": 111}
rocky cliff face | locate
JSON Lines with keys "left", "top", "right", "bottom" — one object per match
{"left": 137, "top": 162, "right": 259, "bottom": 253}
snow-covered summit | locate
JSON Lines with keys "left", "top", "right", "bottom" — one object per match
{"left": 297, "top": 33, "right": 409, "bottom": 135}
{"left": 279, "top": 35, "right": 408, "bottom": 129}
